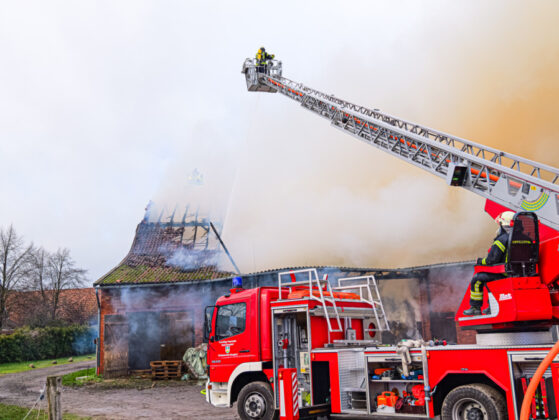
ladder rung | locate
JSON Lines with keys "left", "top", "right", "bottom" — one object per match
{"left": 311, "top": 307, "right": 376, "bottom": 318}
{"left": 282, "top": 280, "right": 326, "bottom": 288}
{"left": 332, "top": 285, "right": 367, "bottom": 291}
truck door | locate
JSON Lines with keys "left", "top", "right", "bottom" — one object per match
{"left": 208, "top": 297, "right": 257, "bottom": 382}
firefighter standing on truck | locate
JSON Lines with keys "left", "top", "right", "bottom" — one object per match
{"left": 463, "top": 211, "right": 515, "bottom": 316}
{"left": 256, "top": 46, "right": 274, "bottom": 73}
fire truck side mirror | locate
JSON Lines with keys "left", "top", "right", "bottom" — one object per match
{"left": 204, "top": 305, "right": 216, "bottom": 343}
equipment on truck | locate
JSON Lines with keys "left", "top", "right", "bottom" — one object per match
{"left": 203, "top": 56, "right": 559, "bottom": 419}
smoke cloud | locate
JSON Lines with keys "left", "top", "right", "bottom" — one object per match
{"left": 148, "top": 1, "right": 559, "bottom": 274}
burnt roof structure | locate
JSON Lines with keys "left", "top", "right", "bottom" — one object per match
{"left": 96, "top": 206, "right": 234, "bottom": 286}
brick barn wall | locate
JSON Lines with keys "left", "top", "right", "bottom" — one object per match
{"left": 98, "top": 279, "right": 233, "bottom": 375}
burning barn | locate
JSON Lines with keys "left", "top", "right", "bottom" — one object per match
{"left": 94, "top": 208, "right": 236, "bottom": 377}
{"left": 95, "top": 204, "right": 477, "bottom": 378}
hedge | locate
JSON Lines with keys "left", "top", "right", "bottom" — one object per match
{"left": 0, "top": 325, "right": 96, "bottom": 363}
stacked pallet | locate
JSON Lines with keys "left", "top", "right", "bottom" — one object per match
{"left": 150, "top": 360, "right": 182, "bottom": 379}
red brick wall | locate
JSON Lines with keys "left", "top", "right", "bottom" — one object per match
{"left": 7, "top": 288, "right": 97, "bottom": 328}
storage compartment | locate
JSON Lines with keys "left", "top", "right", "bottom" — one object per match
{"left": 347, "top": 390, "right": 367, "bottom": 410}
{"left": 366, "top": 355, "right": 428, "bottom": 417}
{"left": 311, "top": 361, "right": 330, "bottom": 405}
{"left": 272, "top": 309, "right": 312, "bottom": 408}
{"left": 510, "top": 354, "right": 558, "bottom": 420}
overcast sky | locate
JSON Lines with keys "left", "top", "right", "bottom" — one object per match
{"left": 1, "top": 1, "right": 558, "bottom": 282}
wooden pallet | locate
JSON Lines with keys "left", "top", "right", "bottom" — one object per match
{"left": 150, "top": 361, "right": 182, "bottom": 380}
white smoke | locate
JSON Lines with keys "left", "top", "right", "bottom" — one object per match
{"left": 147, "top": 1, "right": 559, "bottom": 274}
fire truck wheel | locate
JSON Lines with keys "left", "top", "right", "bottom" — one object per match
{"left": 441, "top": 383, "right": 506, "bottom": 420}
{"left": 237, "top": 381, "right": 277, "bottom": 420}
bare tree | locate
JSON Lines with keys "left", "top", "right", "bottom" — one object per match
{"left": 27, "top": 247, "right": 51, "bottom": 325}
{"left": 30, "top": 247, "right": 48, "bottom": 290}
{"left": 0, "top": 225, "right": 33, "bottom": 329}
{"left": 45, "top": 248, "right": 87, "bottom": 320}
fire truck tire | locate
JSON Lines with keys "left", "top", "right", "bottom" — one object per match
{"left": 441, "top": 383, "right": 506, "bottom": 420}
{"left": 237, "top": 381, "right": 277, "bottom": 420}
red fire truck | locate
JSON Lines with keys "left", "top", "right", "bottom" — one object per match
{"left": 205, "top": 215, "right": 559, "bottom": 420}
{"left": 202, "top": 58, "right": 559, "bottom": 419}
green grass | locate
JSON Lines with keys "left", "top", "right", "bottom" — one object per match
{"left": 0, "top": 403, "right": 91, "bottom": 420}
{"left": 61, "top": 367, "right": 102, "bottom": 386}
{"left": 0, "top": 354, "right": 95, "bottom": 375}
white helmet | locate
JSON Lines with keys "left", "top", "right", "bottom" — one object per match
{"left": 495, "top": 211, "right": 515, "bottom": 230}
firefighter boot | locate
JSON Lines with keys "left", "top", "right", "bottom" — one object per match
{"left": 463, "top": 306, "right": 481, "bottom": 316}
{"left": 482, "top": 307, "right": 491, "bottom": 315}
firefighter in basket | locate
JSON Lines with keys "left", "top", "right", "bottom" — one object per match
{"left": 463, "top": 211, "right": 515, "bottom": 316}
{"left": 256, "top": 46, "right": 275, "bottom": 73}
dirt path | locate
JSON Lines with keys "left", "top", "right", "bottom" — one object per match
{"left": 0, "top": 361, "right": 238, "bottom": 419}
{"left": 0, "top": 363, "right": 403, "bottom": 419}
{"left": 0, "top": 360, "right": 95, "bottom": 403}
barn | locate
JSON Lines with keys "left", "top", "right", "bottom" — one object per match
{"left": 94, "top": 209, "right": 477, "bottom": 377}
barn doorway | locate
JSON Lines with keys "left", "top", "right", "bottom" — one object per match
{"left": 104, "top": 314, "right": 129, "bottom": 378}
{"left": 127, "top": 310, "right": 195, "bottom": 370}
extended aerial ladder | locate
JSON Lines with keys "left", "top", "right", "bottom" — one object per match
{"left": 241, "top": 58, "right": 559, "bottom": 234}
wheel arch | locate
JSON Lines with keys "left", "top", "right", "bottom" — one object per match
{"left": 230, "top": 371, "right": 270, "bottom": 404}
{"left": 431, "top": 373, "right": 506, "bottom": 416}
{"left": 224, "top": 362, "right": 266, "bottom": 405}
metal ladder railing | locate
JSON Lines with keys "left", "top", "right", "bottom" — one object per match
{"left": 242, "top": 59, "right": 559, "bottom": 231}
{"left": 334, "top": 275, "right": 390, "bottom": 332}
{"left": 277, "top": 269, "right": 343, "bottom": 333}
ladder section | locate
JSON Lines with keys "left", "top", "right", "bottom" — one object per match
{"left": 277, "top": 269, "right": 343, "bottom": 333}
{"left": 242, "top": 59, "right": 559, "bottom": 231}
{"left": 334, "top": 276, "right": 390, "bottom": 332}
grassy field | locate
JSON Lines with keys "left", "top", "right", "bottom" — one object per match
{"left": 61, "top": 367, "right": 102, "bottom": 386}
{"left": 0, "top": 354, "right": 95, "bottom": 375}
{"left": 0, "top": 403, "right": 91, "bottom": 420}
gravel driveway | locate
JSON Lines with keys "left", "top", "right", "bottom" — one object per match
{"left": 0, "top": 363, "right": 410, "bottom": 419}
{"left": 0, "top": 361, "right": 238, "bottom": 419}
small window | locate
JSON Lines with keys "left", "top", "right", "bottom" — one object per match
{"left": 215, "top": 303, "right": 246, "bottom": 340}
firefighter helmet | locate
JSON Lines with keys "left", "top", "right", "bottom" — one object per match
{"left": 495, "top": 211, "right": 515, "bottom": 228}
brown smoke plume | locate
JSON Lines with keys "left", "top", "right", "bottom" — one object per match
{"left": 155, "top": 2, "right": 559, "bottom": 274}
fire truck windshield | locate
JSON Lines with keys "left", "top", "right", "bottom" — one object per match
{"left": 215, "top": 302, "right": 246, "bottom": 340}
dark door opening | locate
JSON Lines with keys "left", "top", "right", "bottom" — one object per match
{"left": 127, "top": 310, "right": 196, "bottom": 370}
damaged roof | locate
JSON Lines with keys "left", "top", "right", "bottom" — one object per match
{"left": 95, "top": 219, "right": 234, "bottom": 286}
{"left": 96, "top": 214, "right": 474, "bottom": 287}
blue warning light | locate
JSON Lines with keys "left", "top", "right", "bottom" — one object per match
{"left": 233, "top": 276, "right": 243, "bottom": 289}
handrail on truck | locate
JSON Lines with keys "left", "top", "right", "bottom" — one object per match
{"left": 277, "top": 269, "right": 390, "bottom": 334}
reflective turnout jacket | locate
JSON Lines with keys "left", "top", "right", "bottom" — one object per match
{"left": 256, "top": 49, "right": 274, "bottom": 64}
{"left": 480, "top": 229, "right": 510, "bottom": 266}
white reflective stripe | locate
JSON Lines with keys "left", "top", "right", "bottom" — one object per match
{"left": 292, "top": 372, "right": 299, "bottom": 415}
{"left": 279, "top": 377, "right": 285, "bottom": 417}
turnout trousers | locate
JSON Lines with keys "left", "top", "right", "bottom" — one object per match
{"left": 469, "top": 272, "right": 506, "bottom": 308}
